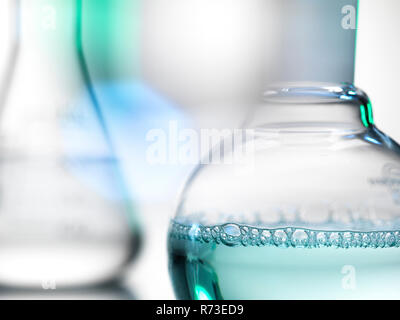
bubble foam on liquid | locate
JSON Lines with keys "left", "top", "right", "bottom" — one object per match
{"left": 169, "top": 221, "right": 400, "bottom": 249}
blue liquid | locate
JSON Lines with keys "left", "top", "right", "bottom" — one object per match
{"left": 168, "top": 221, "right": 400, "bottom": 300}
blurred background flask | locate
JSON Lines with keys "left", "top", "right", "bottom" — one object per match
{"left": 0, "top": 0, "right": 141, "bottom": 287}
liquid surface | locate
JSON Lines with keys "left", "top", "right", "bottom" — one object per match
{"left": 168, "top": 221, "right": 400, "bottom": 300}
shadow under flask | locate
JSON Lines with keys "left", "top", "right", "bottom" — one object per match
{"left": 168, "top": 0, "right": 400, "bottom": 300}
{"left": 0, "top": 0, "right": 141, "bottom": 287}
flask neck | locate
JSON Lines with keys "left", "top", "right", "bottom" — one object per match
{"left": 246, "top": 84, "right": 374, "bottom": 133}
{"left": 2, "top": 0, "right": 86, "bottom": 117}
{"left": 0, "top": 0, "right": 97, "bottom": 157}
{"left": 270, "top": 0, "right": 358, "bottom": 84}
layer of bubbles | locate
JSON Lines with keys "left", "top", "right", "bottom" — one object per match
{"left": 169, "top": 221, "right": 400, "bottom": 249}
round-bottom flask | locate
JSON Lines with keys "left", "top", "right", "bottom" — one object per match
{"left": 168, "top": 84, "right": 400, "bottom": 299}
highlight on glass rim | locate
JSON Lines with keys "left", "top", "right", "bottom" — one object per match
{"left": 0, "top": 0, "right": 399, "bottom": 304}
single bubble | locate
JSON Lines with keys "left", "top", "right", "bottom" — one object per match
{"left": 202, "top": 228, "right": 212, "bottom": 243}
{"left": 343, "top": 232, "right": 352, "bottom": 241}
{"left": 223, "top": 224, "right": 241, "bottom": 238}
{"left": 262, "top": 230, "right": 272, "bottom": 241}
{"left": 189, "top": 224, "right": 201, "bottom": 240}
{"left": 273, "top": 230, "right": 288, "bottom": 246}
{"left": 395, "top": 232, "right": 400, "bottom": 247}
{"left": 362, "top": 234, "right": 371, "bottom": 247}
{"left": 352, "top": 233, "right": 362, "bottom": 247}
{"left": 259, "top": 236, "right": 267, "bottom": 245}
{"left": 369, "top": 232, "right": 378, "bottom": 246}
{"left": 308, "top": 231, "right": 316, "bottom": 247}
{"left": 211, "top": 227, "right": 220, "bottom": 240}
{"left": 221, "top": 224, "right": 241, "bottom": 247}
{"left": 241, "top": 235, "right": 249, "bottom": 246}
{"left": 330, "top": 232, "right": 341, "bottom": 247}
{"left": 377, "top": 233, "right": 386, "bottom": 248}
{"left": 342, "top": 232, "right": 352, "bottom": 248}
{"left": 316, "top": 232, "right": 327, "bottom": 245}
{"left": 285, "top": 227, "right": 293, "bottom": 235}
{"left": 292, "top": 229, "right": 309, "bottom": 247}
{"left": 385, "top": 232, "right": 395, "bottom": 247}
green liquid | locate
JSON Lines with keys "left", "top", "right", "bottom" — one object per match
{"left": 168, "top": 221, "right": 400, "bottom": 300}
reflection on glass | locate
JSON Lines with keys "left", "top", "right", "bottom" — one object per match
{"left": 0, "top": 0, "right": 141, "bottom": 288}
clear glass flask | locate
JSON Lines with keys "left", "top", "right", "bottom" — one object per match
{"left": 0, "top": 0, "right": 141, "bottom": 288}
{"left": 168, "top": 0, "right": 400, "bottom": 299}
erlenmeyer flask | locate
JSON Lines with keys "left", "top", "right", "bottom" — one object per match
{"left": 0, "top": 0, "right": 141, "bottom": 287}
{"left": 168, "top": 0, "right": 400, "bottom": 299}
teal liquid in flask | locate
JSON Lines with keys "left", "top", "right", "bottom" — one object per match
{"left": 168, "top": 0, "right": 400, "bottom": 300}
{"left": 0, "top": 0, "right": 141, "bottom": 287}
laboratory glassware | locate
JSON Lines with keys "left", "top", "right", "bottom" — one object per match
{"left": 0, "top": 0, "right": 141, "bottom": 287}
{"left": 168, "top": 0, "right": 400, "bottom": 299}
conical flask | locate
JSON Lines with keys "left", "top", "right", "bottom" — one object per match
{"left": 0, "top": 0, "right": 141, "bottom": 288}
{"left": 168, "top": 0, "right": 400, "bottom": 299}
